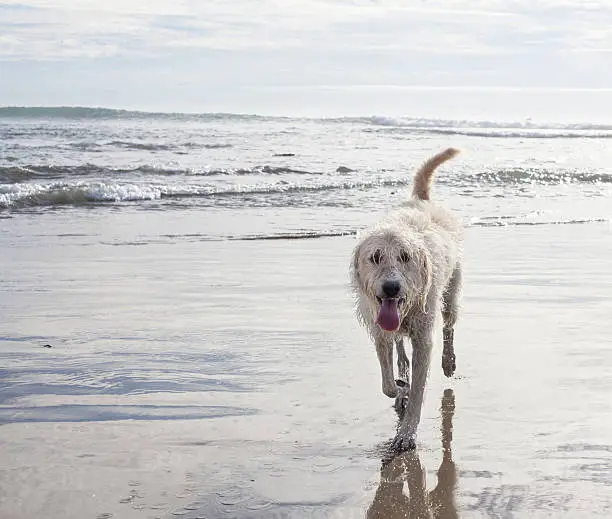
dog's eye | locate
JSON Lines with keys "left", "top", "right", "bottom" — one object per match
{"left": 398, "top": 250, "right": 410, "bottom": 263}
{"left": 370, "top": 250, "right": 382, "bottom": 265}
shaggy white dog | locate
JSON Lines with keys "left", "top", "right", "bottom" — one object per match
{"left": 351, "top": 148, "right": 462, "bottom": 451}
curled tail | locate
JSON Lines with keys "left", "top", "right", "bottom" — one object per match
{"left": 412, "top": 148, "right": 460, "bottom": 201}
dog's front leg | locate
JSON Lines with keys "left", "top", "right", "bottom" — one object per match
{"left": 394, "top": 337, "right": 410, "bottom": 415}
{"left": 375, "top": 335, "right": 397, "bottom": 398}
{"left": 392, "top": 329, "right": 433, "bottom": 451}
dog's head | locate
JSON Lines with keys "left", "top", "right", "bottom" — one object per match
{"left": 351, "top": 229, "right": 432, "bottom": 332}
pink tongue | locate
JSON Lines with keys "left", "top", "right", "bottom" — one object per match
{"left": 377, "top": 299, "right": 400, "bottom": 331}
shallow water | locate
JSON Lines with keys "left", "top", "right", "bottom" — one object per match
{"left": 2, "top": 219, "right": 612, "bottom": 518}
{"left": 1, "top": 109, "right": 612, "bottom": 518}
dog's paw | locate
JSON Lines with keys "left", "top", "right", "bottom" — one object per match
{"left": 442, "top": 353, "right": 456, "bottom": 378}
{"left": 382, "top": 384, "right": 398, "bottom": 399}
{"left": 391, "top": 432, "right": 417, "bottom": 452}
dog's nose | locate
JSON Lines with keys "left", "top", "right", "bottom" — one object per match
{"left": 382, "top": 280, "right": 401, "bottom": 298}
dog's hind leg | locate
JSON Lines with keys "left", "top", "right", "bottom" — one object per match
{"left": 392, "top": 329, "right": 433, "bottom": 451}
{"left": 442, "top": 264, "right": 462, "bottom": 378}
{"left": 375, "top": 335, "right": 397, "bottom": 398}
{"left": 394, "top": 336, "right": 410, "bottom": 415}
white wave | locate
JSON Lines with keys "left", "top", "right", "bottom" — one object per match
{"left": 0, "top": 182, "right": 163, "bottom": 208}
{"left": 85, "top": 183, "right": 162, "bottom": 201}
{"left": 0, "top": 176, "right": 412, "bottom": 209}
{"left": 351, "top": 116, "right": 612, "bottom": 138}
{"left": 412, "top": 128, "right": 612, "bottom": 139}
{"left": 1, "top": 169, "right": 609, "bottom": 211}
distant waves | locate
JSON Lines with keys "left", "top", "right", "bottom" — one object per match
{"left": 3, "top": 106, "right": 612, "bottom": 139}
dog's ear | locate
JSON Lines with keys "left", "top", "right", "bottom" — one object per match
{"left": 351, "top": 244, "right": 360, "bottom": 285}
{"left": 419, "top": 250, "right": 433, "bottom": 312}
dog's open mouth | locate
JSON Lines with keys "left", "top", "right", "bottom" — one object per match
{"left": 376, "top": 297, "right": 404, "bottom": 332}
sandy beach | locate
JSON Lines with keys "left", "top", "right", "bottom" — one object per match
{"left": 2, "top": 212, "right": 611, "bottom": 518}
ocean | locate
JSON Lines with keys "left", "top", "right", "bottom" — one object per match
{"left": 1, "top": 107, "right": 612, "bottom": 518}
{"left": 2, "top": 107, "right": 611, "bottom": 233}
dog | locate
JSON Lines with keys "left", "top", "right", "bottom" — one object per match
{"left": 351, "top": 148, "right": 462, "bottom": 451}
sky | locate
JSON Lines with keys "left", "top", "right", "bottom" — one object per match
{"left": 1, "top": 0, "right": 612, "bottom": 119}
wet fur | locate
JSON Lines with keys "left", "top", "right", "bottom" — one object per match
{"left": 351, "top": 148, "right": 462, "bottom": 451}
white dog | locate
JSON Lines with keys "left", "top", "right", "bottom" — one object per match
{"left": 351, "top": 148, "right": 462, "bottom": 451}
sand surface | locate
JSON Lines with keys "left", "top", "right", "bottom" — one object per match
{"left": 2, "top": 218, "right": 612, "bottom": 518}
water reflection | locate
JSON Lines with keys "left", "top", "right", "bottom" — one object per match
{"left": 368, "top": 388, "right": 458, "bottom": 519}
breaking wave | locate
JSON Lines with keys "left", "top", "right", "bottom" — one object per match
{"left": 2, "top": 164, "right": 611, "bottom": 210}
{"left": 0, "top": 165, "right": 110, "bottom": 182}
{"left": 398, "top": 128, "right": 612, "bottom": 139}
{"left": 3, "top": 164, "right": 610, "bottom": 186}
{"left": 357, "top": 115, "right": 612, "bottom": 129}
{"left": 105, "top": 141, "right": 233, "bottom": 151}
{"left": 0, "top": 164, "right": 322, "bottom": 183}
{"left": 451, "top": 168, "right": 612, "bottom": 186}
{"left": 355, "top": 116, "right": 612, "bottom": 138}
{"left": 0, "top": 177, "right": 411, "bottom": 209}
{"left": 0, "top": 182, "right": 164, "bottom": 208}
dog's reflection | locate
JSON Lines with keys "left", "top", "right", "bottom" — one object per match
{"left": 367, "top": 389, "right": 458, "bottom": 519}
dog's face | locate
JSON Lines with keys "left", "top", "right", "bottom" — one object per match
{"left": 352, "top": 230, "right": 431, "bottom": 332}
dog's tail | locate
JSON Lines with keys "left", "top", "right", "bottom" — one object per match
{"left": 412, "top": 148, "right": 460, "bottom": 201}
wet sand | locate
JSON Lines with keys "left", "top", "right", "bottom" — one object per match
{"left": 1, "top": 220, "right": 612, "bottom": 518}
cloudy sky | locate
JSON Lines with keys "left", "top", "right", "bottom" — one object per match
{"left": 1, "top": 0, "right": 612, "bottom": 119}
